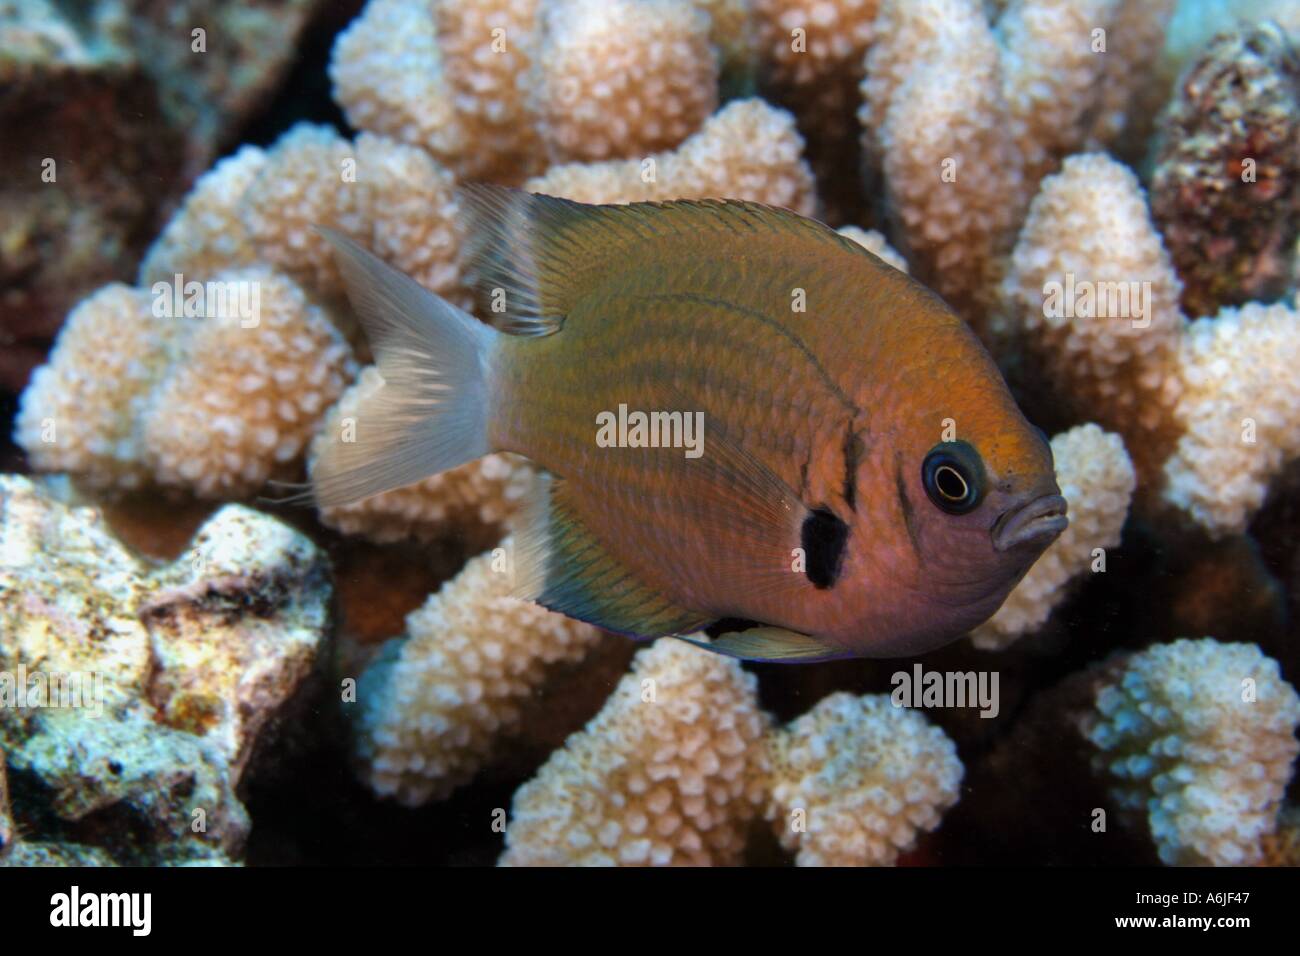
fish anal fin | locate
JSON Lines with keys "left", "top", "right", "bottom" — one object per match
{"left": 512, "top": 475, "right": 709, "bottom": 638}
{"left": 681, "top": 627, "right": 849, "bottom": 663}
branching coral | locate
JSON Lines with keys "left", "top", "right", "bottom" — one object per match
{"left": 1161, "top": 301, "right": 1300, "bottom": 537}
{"left": 499, "top": 639, "right": 967, "bottom": 866}
{"left": 330, "top": 0, "right": 544, "bottom": 183}
{"left": 351, "top": 540, "right": 603, "bottom": 805}
{"left": 533, "top": 0, "right": 717, "bottom": 164}
{"left": 752, "top": 0, "right": 881, "bottom": 218}
{"left": 995, "top": 0, "right": 1120, "bottom": 185}
{"left": 239, "top": 124, "right": 370, "bottom": 296}
{"left": 1083, "top": 0, "right": 1179, "bottom": 149}
{"left": 12, "top": 0, "right": 1300, "bottom": 873}
{"left": 971, "top": 425, "right": 1135, "bottom": 650}
{"left": 692, "top": 0, "right": 756, "bottom": 91}
{"left": 861, "top": 0, "right": 1023, "bottom": 323}
{"left": 433, "top": 0, "right": 546, "bottom": 181}
{"left": 1006, "top": 152, "right": 1300, "bottom": 536}
{"left": 754, "top": 0, "right": 881, "bottom": 117}
{"left": 860, "top": 0, "right": 1176, "bottom": 327}
{"left": 1081, "top": 638, "right": 1300, "bottom": 866}
{"left": 1003, "top": 153, "right": 1186, "bottom": 480}
{"left": 143, "top": 124, "right": 468, "bottom": 309}
{"left": 1150, "top": 24, "right": 1300, "bottom": 318}
{"left": 310, "top": 367, "right": 538, "bottom": 544}
{"left": 763, "top": 693, "right": 962, "bottom": 866}
{"left": 526, "top": 97, "right": 817, "bottom": 215}
{"left": 17, "top": 268, "right": 355, "bottom": 498}
{"left": 12, "top": 284, "right": 166, "bottom": 491}
{"left": 138, "top": 145, "right": 268, "bottom": 288}
{"left": 332, "top": 0, "right": 723, "bottom": 181}
{"left": 329, "top": 0, "right": 465, "bottom": 173}
{"left": 141, "top": 269, "right": 356, "bottom": 498}
{"left": 500, "top": 638, "right": 771, "bottom": 865}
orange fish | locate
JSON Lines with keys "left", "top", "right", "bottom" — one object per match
{"left": 312, "top": 186, "right": 1066, "bottom": 661}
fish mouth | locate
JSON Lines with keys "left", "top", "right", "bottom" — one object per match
{"left": 992, "top": 494, "right": 1068, "bottom": 552}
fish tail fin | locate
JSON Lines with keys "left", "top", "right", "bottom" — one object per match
{"left": 311, "top": 227, "right": 496, "bottom": 508}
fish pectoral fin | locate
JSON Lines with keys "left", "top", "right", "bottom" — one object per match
{"left": 684, "top": 627, "right": 847, "bottom": 663}
{"left": 512, "top": 475, "right": 710, "bottom": 638}
{"left": 681, "top": 627, "right": 847, "bottom": 663}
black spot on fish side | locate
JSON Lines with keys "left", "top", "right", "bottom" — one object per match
{"left": 801, "top": 507, "right": 849, "bottom": 589}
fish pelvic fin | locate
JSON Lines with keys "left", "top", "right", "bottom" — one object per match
{"left": 510, "top": 474, "right": 711, "bottom": 638}
{"left": 311, "top": 227, "right": 496, "bottom": 507}
{"left": 680, "top": 627, "right": 850, "bottom": 663}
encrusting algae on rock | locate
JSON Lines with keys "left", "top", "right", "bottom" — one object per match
{"left": 0, "top": 475, "right": 330, "bottom": 864}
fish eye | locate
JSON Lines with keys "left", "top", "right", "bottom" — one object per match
{"left": 921, "top": 441, "right": 986, "bottom": 515}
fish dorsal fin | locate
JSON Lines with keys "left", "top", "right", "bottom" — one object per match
{"left": 680, "top": 628, "right": 849, "bottom": 663}
{"left": 511, "top": 474, "right": 711, "bottom": 638}
{"left": 457, "top": 184, "right": 858, "bottom": 338}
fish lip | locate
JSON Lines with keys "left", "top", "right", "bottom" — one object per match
{"left": 992, "top": 494, "right": 1068, "bottom": 552}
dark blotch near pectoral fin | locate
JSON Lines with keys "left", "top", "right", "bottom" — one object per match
{"left": 801, "top": 507, "right": 849, "bottom": 589}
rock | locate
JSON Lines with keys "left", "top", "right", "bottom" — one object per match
{"left": 0, "top": 0, "right": 325, "bottom": 394}
{"left": 0, "top": 474, "right": 330, "bottom": 864}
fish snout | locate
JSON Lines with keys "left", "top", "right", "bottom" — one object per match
{"left": 991, "top": 493, "right": 1068, "bottom": 553}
